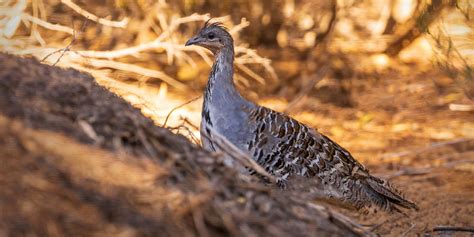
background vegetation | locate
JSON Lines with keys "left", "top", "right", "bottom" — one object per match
{"left": 1, "top": 0, "right": 473, "bottom": 235}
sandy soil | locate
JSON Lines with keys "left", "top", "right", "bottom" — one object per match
{"left": 269, "top": 58, "right": 474, "bottom": 236}
{"left": 0, "top": 53, "right": 369, "bottom": 237}
{"left": 1, "top": 49, "right": 472, "bottom": 236}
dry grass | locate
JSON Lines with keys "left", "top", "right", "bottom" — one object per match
{"left": 0, "top": 0, "right": 282, "bottom": 143}
{"left": 0, "top": 0, "right": 276, "bottom": 92}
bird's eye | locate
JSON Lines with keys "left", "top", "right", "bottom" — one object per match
{"left": 208, "top": 32, "right": 215, "bottom": 39}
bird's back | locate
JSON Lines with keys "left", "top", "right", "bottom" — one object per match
{"left": 243, "top": 106, "right": 417, "bottom": 212}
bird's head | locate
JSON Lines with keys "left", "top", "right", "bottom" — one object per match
{"left": 185, "top": 20, "right": 233, "bottom": 54}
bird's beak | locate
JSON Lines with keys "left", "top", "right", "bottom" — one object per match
{"left": 185, "top": 36, "right": 202, "bottom": 46}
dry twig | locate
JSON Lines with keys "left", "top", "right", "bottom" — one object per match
{"left": 380, "top": 158, "right": 474, "bottom": 180}
{"left": 433, "top": 226, "right": 474, "bottom": 233}
{"left": 21, "top": 13, "right": 73, "bottom": 34}
{"left": 41, "top": 18, "right": 88, "bottom": 66}
{"left": 400, "top": 223, "right": 416, "bottom": 237}
{"left": 163, "top": 96, "right": 201, "bottom": 127}
{"left": 60, "top": 0, "right": 128, "bottom": 28}
{"left": 84, "top": 58, "right": 187, "bottom": 90}
{"left": 3, "top": 3, "right": 275, "bottom": 91}
{"left": 379, "top": 138, "right": 474, "bottom": 161}
{"left": 200, "top": 126, "right": 277, "bottom": 184}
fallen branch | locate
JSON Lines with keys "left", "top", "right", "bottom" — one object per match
{"left": 379, "top": 138, "right": 474, "bottom": 161}
{"left": 380, "top": 158, "right": 474, "bottom": 180}
{"left": 433, "top": 226, "right": 474, "bottom": 233}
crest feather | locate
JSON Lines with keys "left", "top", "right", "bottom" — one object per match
{"left": 202, "top": 18, "right": 228, "bottom": 31}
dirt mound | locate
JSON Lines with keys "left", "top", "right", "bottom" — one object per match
{"left": 0, "top": 53, "right": 369, "bottom": 236}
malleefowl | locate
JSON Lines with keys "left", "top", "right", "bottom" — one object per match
{"left": 185, "top": 20, "right": 417, "bottom": 212}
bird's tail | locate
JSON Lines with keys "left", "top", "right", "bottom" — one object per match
{"left": 360, "top": 175, "right": 418, "bottom": 212}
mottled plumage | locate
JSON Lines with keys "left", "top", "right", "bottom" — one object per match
{"left": 185, "top": 21, "right": 417, "bottom": 212}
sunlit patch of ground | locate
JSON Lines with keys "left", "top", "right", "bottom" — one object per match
{"left": 101, "top": 82, "right": 203, "bottom": 140}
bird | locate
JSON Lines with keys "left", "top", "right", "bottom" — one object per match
{"left": 185, "top": 20, "right": 418, "bottom": 212}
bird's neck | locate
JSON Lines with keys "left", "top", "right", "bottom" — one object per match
{"left": 204, "top": 45, "right": 244, "bottom": 105}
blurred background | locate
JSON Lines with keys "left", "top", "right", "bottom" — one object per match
{"left": 1, "top": 0, "right": 473, "bottom": 234}
{"left": 1, "top": 0, "right": 473, "bottom": 166}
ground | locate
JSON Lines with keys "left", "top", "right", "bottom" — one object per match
{"left": 0, "top": 53, "right": 368, "bottom": 237}
{"left": 268, "top": 57, "right": 474, "bottom": 236}
{"left": 144, "top": 50, "right": 474, "bottom": 236}
{"left": 0, "top": 50, "right": 472, "bottom": 236}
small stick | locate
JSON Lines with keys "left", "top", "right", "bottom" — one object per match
{"left": 182, "top": 118, "right": 200, "bottom": 130}
{"left": 383, "top": 168, "right": 431, "bottom": 180}
{"left": 433, "top": 226, "right": 474, "bottom": 233}
{"left": 22, "top": 13, "right": 73, "bottom": 34}
{"left": 380, "top": 159, "right": 474, "bottom": 180}
{"left": 202, "top": 127, "right": 277, "bottom": 184}
{"left": 41, "top": 18, "right": 88, "bottom": 65}
{"left": 379, "top": 138, "right": 473, "bottom": 161}
{"left": 401, "top": 223, "right": 416, "bottom": 237}
{"left": 168, "top": 122, "right": 200, "bottom": 145}
{"left": 449, "top": 103, "right": 474, "bottom": 112}
{"left": 236, "top": 63, "right": 266, "bottom": 84}
{"left": 85, "top": 58, "right": 187, "bottom": 90}
{"left": 163, "top": 96, "right": 201, "bottom": 127}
